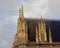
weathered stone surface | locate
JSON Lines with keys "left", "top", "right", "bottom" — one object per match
{"left": 12, "top": 6, "right": 60, "bottom": 48}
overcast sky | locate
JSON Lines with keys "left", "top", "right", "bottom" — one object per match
{"left": 0, "top": 0, "right": 60, "bottom": 48}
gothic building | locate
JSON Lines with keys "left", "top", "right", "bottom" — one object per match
{"left": 12, "top": 6, "right": 60, "bottom": 48}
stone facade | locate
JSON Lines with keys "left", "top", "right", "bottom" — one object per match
{"left": 12, "top": 6, "right": 60, "bottom": 48}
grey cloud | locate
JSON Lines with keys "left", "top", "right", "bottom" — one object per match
{"left": 47, "top": 0, "right": 60, "bottom": 19}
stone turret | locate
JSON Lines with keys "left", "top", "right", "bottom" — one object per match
{"left": 13, "top": 6, "right": 28, "bottom": 48}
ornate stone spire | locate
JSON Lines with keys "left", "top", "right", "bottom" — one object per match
{"left": 38, "top": 16, "right": 47, "bottom": 43}
{"left": 19, "top": 5, "right": 24, "bottom": 19}
{"left": 36, "top": 26, "right": 39, "bottom": 43}
{"left": 13, "top": 6, "right": 28, "bottom": 48}
{"left": 38, "top": 22, "right": 42, "bottom": 42}
{"left": 49, "top": 26, "right": 52, "bottom": 43}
